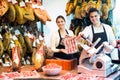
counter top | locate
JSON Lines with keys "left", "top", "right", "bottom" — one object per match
{"left": 0, "top": 65, "right": 76, "bottom": 80}
{"left": 0, "top": 65, "right": 120, "bottom": 80}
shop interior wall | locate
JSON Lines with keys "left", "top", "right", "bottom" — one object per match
{"left": 38, "top": 0, "right": 120, "bottom": 47}
{"left": 40, "top": 0, "right": 73, "bottom": 47}
{"left": 113, "top": 0, "right": 120, "bottom": 39}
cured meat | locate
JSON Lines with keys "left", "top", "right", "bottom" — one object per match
{"left": 24, "top": 1, "right": 35, "bottom": 21}
{"left": 32, "top": 0, "right": 51, "bottom": 24}
{"left": 84, "top": 0, "right": 96, "bottom": 14}
{"left": 14, "top": 39, "right": 23, "bottom": 60}
{"left": 2, "top": 32, "right": 11, "bottom": 51}
{"left": 65, "top": 2, "right": 70, "bottom": 15}
{"left": 6, "top": 1, "right": 16, "bottom": 22}
{"left": 59, "top": 72, "right": 104, "bottom": 80}
{"left": 0, "top": 35, "right": 4, "bottom": 57}
{"left": 58, "top": 72, "right": 78, "bottom": 80}
{"left": 24, "top": 36, "right": 33, "bottom": 54}
{"left": 74, "top": 5, "right": 82, "bottom": 19}
{"left": 101, "top": 3, "right": 109, "bottom": 20}
{"left": 33, "top": 8, "right": 47, "bottom": 24}
{"left": 0, "top": 0, "right": 9, "bottom": 17}
{"left": 66, "top": 2, "right": 74, "bottom": 16}
{"left": 13, "top": 0, "right": 27, "bottom": 24}
{"left": 44, "top": 63, "right": 61, "bottom": 69}
{"left": 1, "top": 70, "right": 40, "bottom": 79}
{"left": 17, "top": 34, "right": 27, "bottom": 58}
{"left": 35, "top": 0, "right": 51, "bottom": 22}
{"left": 80, "top": 0, "right": 87, "bottom": 18}
{"left": 34, "top": 41, "right": 45, "bottom": 71}
{"left": 96, "top": 0, "right": 102, "bottom": 11}
{"left": 12, "top": 46, "right": 21, "bottom": 71}
{"left": 107, "top": 0, "right": 113, "bottom": 10}
{"left": 73, "top": 0, "right": 77, "bottom": 7}
{"left": 62, "top": 36, "right": 79, "bottom": 54}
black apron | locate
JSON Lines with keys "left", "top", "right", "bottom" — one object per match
{"left": 91, "top": 25, "right": 108, "bottom": 49}
{"left": 53, "top": 30, "right": 74, "bottom": 59}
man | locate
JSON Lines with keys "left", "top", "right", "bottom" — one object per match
{"left": 79, "top": 8, "right": 118, "bottom": 63}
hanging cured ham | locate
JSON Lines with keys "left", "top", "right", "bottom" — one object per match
{"left": 6, "top": 1, "right": 16, "bottom": 22}
{"left": 24, "top": 0, "right": 35, "bottom": 21}
{"left": 0, "top": 0, "right": 9, "bottom": 17}
{"left": 13, "top": 0, "right": 27, "bottom": 24}
{"left": 0, "top": 35, "right": 4, "bottom": 58}
{"left": 34, "top": 41, "right": 45, "bottom": 72}
{"left": 32, "top": 0, "right": 51, "bottom": 24}
{"left": 12, "top": 46, "right": 21, "bottom": 72}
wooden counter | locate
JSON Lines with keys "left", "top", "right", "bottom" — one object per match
{"left": 0, "top": 65, "right": 76, "bottom": 80}
{"left": 0, "top": 65, "right": 120, "bottom": 80}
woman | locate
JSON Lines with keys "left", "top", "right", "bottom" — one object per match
{"left": 50, "top": 15, "right": 79, "bottom": 60}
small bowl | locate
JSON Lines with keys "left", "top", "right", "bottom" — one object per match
{"left": 42, "top": 64, "right": 62, "bottom": 76}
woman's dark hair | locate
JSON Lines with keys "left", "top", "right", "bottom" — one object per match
{"left": 56, "top": 15, "right": 66, "bottom": 22}
{"left": 88, "top": 8, "right": 100, "bottom": 17}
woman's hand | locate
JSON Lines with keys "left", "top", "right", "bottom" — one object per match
{"left": 59, "top": 49, "right": 68, "bottom": 54}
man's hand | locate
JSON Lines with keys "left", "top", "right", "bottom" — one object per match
{"left": 78, "top": 32, "right": 84, "bottom": 37}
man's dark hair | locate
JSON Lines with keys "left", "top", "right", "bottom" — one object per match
{"left": 88, "top": 8, "right": 100, "bottom": 17}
